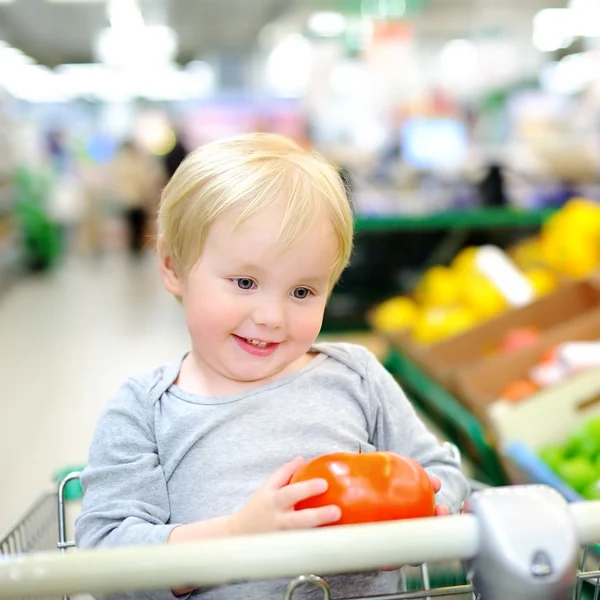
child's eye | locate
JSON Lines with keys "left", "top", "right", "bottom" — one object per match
{"left": 232, "top": 278, "right": 256, "bottom": 290}
{"left": 292, "top": 287, "right": 312, "bottom": 299}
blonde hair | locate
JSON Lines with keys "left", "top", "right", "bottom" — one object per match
{"left": 157, "top": 132, "right": 353, "bottom": 288}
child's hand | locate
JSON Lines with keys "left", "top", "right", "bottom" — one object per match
{"left": 228, "top": 457, "right": 341, "bottom": 535}
{"left": 382, "top": 475, "right": 450, "bottom": 572}
{"left": 429, "top": 475, "right": 451, "bottom": 516}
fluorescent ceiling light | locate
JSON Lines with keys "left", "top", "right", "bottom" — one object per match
{"left": 1, "top": 55, "right": 214, "bottom": 103}
{"left": 45, "top": 0, "right": 104, "bottom": 3}
{"left": 568, "top": 0, "right": 599, "bottom": 11}
{"left": 533, "top": 5, "right": 600, "bottom": 51}
{"left": 0, "top": 43, "right": 36, "bottom": 87}
{"left": 94, "top": 24, "right": 178, "bottom": 68}
{"left": 0, "top": 46, "right": 34, "bottom": 64}
{"left": 308, "top": 11, "right": 347, "bottom": 37}
{"left": 107, "top": 0, "right": 144, "bottom": 30}
{"left": 440, "top": 39, "right": 478, "bottom": 71}
{"left": 266, "top": 33, "right": 312, "bottom": 97}
{"left": 533, "top": 9, "right": 574, "bottom": 52}
{"left": 3, "top": 64, "right": 70, "bottom": 103}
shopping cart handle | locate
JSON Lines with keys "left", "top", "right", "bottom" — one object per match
{"left": 0, "top": 485, "right": 599, "bottom": 600}
{"left": 572, "top": 500, "right": 600, "bottom": 544}
{"left": 0, "top": 513, "right": 480, "bottom": 599}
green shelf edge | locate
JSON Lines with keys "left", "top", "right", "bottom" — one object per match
{"left": 354, "top": 207, "right": 556, "bottom": 233}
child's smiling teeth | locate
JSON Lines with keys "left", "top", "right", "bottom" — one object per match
{"left": 246, "top": 338, "right": 269, "bottom": 347}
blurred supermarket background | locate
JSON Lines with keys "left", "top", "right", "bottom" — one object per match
{"left": 3, "top": 0, "right": 600, "bottom": 534}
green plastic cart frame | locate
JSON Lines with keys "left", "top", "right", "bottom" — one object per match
{"left": 384, "top": 349, "right": 508, "bottom": 486}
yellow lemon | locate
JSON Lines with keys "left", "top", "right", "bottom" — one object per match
{"left": 451, "top": 246, "right": 479, "bottom": 274}
{"left": 461, "top": 275, "right": 507, "bottom": 319}
{"left": 414, "top": 266, "right": 460, "bottom": 307}
{"left": 411, "top": 306, "right": 479, "bottom": 345}
{"left": 524, "top": 268, "right": 557, "bottom": 297}
{"left": 371, "top": 296, "right": 418, "bottom": 332}
{"left": 543, "top": 198, "right": 600, "bottom": 241}
{"left": 441, "top": 306, "right": 481, "bottom": 340}
{"left": 541, "top": 233, "right": 600, "bottom": 278}
{"left": 411, "top": 307, "right": 451, "bottom": 344}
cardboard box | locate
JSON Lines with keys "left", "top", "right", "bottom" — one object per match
{"left": 455, "top": 305, "right": 600, "bottom": 425}
{"left": 416, "top": 278, "right": 600, "bottom": 391}
{"left": 488, "top": 368, "right": 600, "bottom": 497}
{"left": 489, "top": 368, "right": 600, "bottom": 450}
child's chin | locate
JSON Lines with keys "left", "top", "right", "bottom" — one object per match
{"left": 232, "top": 363, "right": 287, "bottom": 383}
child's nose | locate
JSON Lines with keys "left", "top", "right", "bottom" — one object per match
{"left": 252, "top": 296, "right": 284, "bottom": 329}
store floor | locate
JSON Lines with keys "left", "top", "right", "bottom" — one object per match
{"left": 0, "top": 252, "right": 467, "bottom": 537}
{"left": 0, "top": 252, "right": 189, "bottom": 533}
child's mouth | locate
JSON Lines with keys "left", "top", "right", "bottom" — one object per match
{"left": 232, "top": 335, "right": 280, "bottom": 357}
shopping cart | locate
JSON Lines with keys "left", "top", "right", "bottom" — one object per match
{"left": 1, "top": 474, "right": 600, "bottom": 600}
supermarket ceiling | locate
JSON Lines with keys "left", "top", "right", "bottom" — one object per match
{"left": 0, "top": 0, "right": 568, "bottom": 67}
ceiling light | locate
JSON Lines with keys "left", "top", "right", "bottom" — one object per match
{"left": 308, "top": 12, "right": 347, "bottom": 37}
{"left": 94, "top": 25, "right": 178, "bottom": 69}
{"left": 568, "top": 0, "right": 600, "bottom": 36}
{"left": 440, "top": 39, "right": 478, "bottom": 71}
{"left": 107, "top": 0, "right": 144, "bottom": 31}
{"left": 568, "top": 0, "right": 599, "bottom": 11}
{"left": 3, "top": 64, "right": 70, "bottom": 103}
{"left": 533, "top": 5, "right": 600, "bottom": 49}
{"left": 533, "top": 9, "right": 575, "bottom": 52}
{"left": 266, "top": 34, "right": 312, "bottom": 97}
{"left": 45, "top": 0, "right": 104, "bottom": 3}
{"left": 439, "top": 39, "right": 480, "bottom": 94}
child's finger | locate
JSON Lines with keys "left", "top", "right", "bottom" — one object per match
{"left": 277, "top": 478, "right": 328, "bottom": 508}
{"left": 264, "top": 457, "right": 305, "bottom": 490}
{"left": 435, "top": 504, "right": 451, "bottom": 516}
{"left": 282, "top": 505, "right": 341, "bottom": 530}
{"left": 429, "top": 476, "right": 442, "bottom": 493}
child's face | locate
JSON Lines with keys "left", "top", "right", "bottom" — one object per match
{"left": 167, "top": 206, "right": 338, "bottom": 387}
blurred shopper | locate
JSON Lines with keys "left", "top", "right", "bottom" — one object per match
{"left": 162, "top": 131, "right": 189, "bottom": 181}
{"left": 113, "top": 140, "right": 161, "bottom": 256}
{"left": 46, "top": 129, "right": 69, "bottom": 174}
{"left": 46, "top": 129, "right": 84, "bottom": 256}
{"left": 48, "top": 165, "right": 82, "bottom": 255}
{"left": 478, "top": 163, "right": 509, "bottom": 207}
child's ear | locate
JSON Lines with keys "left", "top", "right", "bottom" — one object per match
{"left": 157, "top": 237, "right": 182, "bottom": 297}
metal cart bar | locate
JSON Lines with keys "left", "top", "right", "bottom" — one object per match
{"left": 0, "top": 514, "right": 479, "bottom": 598}
{"left": 0, "top": 486, "right": 599, "bottom": 600}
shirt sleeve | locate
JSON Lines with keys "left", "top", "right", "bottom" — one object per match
{"left": 365, "top": 351, "right": 470, "bottom": 513}
{"left": 75, "top": 380, "right": 185, "bottom": 600}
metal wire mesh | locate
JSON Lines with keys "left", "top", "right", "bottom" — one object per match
{"left": 0, "top": 492, "right": 58, "bottom": 556}
{"left": 0, "top": 491, "right": 61, "bottom": 600}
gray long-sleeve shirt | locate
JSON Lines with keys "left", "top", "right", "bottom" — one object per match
{"left": 75, "top": 342, "right": 469, "bottom": 600}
